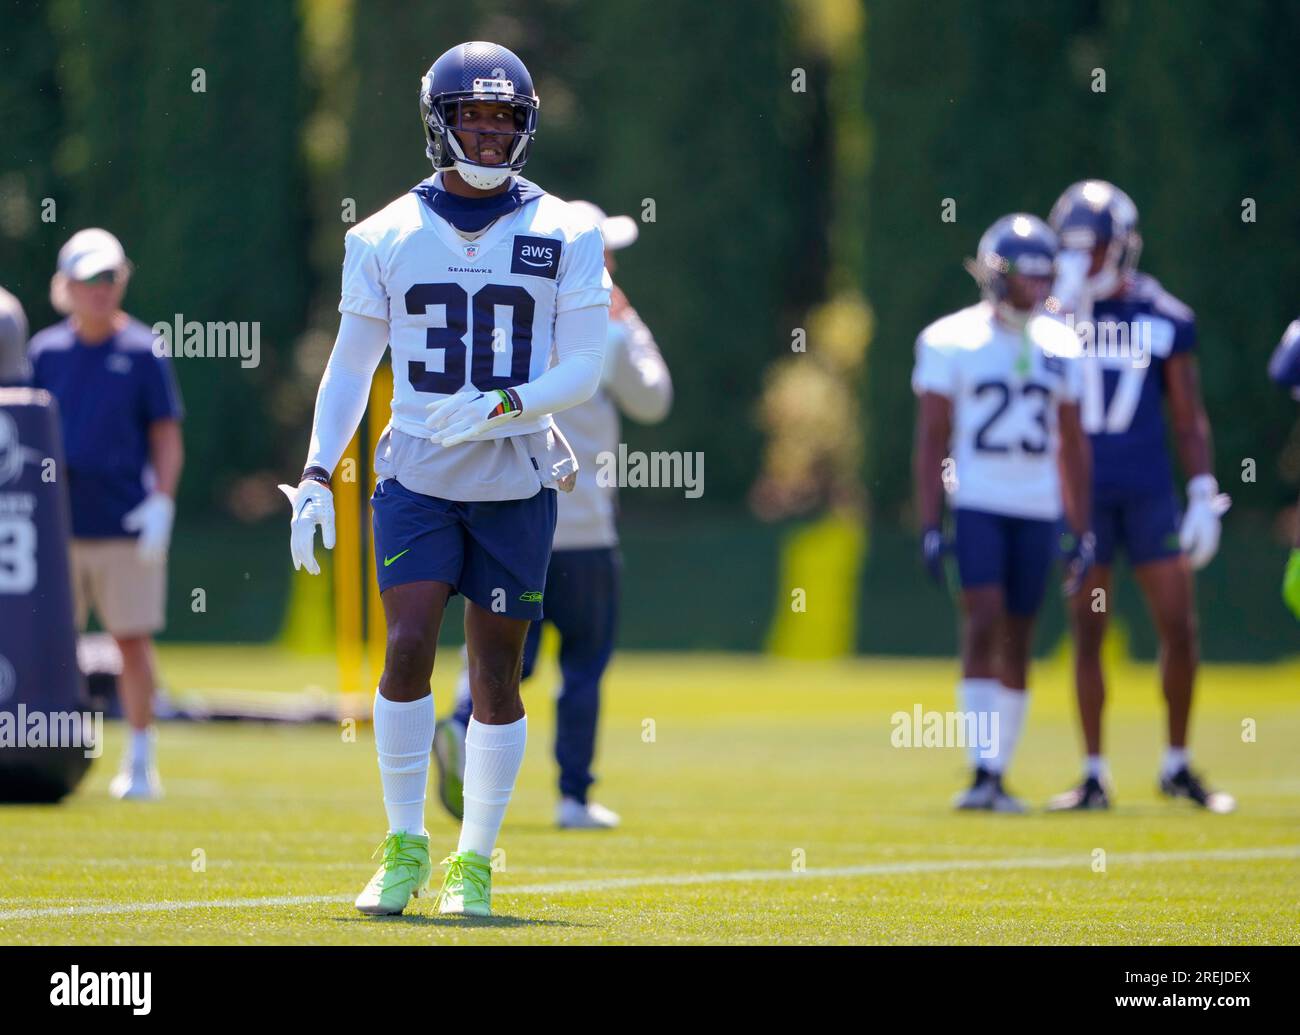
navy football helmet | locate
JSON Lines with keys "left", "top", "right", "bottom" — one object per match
{"left": 967, "top": 213, "right": 1058, "bottom": 321}
{"left": 1048, "top": 180, "right": 1142, "bottom": 299}
{"left": 420, "top": 42, "right": 539, "bottom": 190}
{"left": 1269, "top": 318, "right": 1300, "bottom": 397}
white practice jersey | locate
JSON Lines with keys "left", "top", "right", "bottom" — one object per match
{"left": 340, "top": 183, "right": 610, "bottom": 442}
{"left": 912, "top": 302, "right": 1082, "bottom": 521}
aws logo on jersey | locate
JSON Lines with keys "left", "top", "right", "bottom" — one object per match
{"left": 510, "top": 235, "right": 561, "bottom": 280}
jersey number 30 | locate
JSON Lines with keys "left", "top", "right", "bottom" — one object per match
{"left": 405, "top": 282, "right": 534, "bottom": 394}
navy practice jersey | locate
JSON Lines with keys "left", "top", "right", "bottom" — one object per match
{"left": 1080, "top": 273, "right": 1194, "bottom": 498}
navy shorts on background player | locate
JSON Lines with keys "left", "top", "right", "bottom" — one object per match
{"left": 371, "top": 477, "right": 556, "bottom": 620}
{"left": 954, "top": 507, "right": 1058, "bottom": 615}
{"left": 1091, "top": 490, "right": 1182, "bottom": 567}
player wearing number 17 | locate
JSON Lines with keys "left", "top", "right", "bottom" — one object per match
{"left": 279, "top": 42, "right": 610, "bottom": 917}
{"left": 912, "top": 214, "right": 1092, "bottom": 812}
{"left": 1046, "top": 181, "right": 1234, "bottom": 813}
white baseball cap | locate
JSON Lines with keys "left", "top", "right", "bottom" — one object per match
{"left": 568, "top": 201, "right": 639, "bottom": 251}
{"left": 57, "top": 228, "right": 129, "bottom": 280}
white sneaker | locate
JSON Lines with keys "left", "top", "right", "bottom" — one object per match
{"left": 109, "top": 764, "right": 163, "bottom": 801}
{"left": 556, "top": 797, "right": 620, "bottom": 829}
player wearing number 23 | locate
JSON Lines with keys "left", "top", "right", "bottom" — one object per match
{"left": 912, "top": 213, "right": 1093, "bottom": 814}
{"left": 280, "top": 41, "right": 610, "bottom": 920}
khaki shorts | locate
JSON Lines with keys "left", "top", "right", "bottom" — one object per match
{"left": 70, "top": 538, "right": 167, "bottom": 637}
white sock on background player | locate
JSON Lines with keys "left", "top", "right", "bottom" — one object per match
{"left": 127, "top": 727, "right": 154, "bottom": 768}
{"left": 458, "top": 716, "right": 527, "bottom": 858}
{"left": 1161, "top": 746, "right": 1189, "bottom": 778}
{"left": 1086, "top": 754, "right": 1109, "bottom": 781}
{"left": 957, "top": 677, "right": 1000, "bottom": 768}
{"left": 373, "top": 691, "right": 434, "bottom": 835}
{"left": 986, "top": 687, "right": 1028, "bottom": 776}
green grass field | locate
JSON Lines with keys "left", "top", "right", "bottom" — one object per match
{"left": 2, "top": 646, "right": 1298, "bottom": 945}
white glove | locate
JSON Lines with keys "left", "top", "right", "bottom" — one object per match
{"left": 121, "top": 492, "right": 175, "bottom": 564}
{"left": 277, "top": 480, "right": 335, "bottom": 575}
{"left": 1179, "top": 474, "right": 1232, "bottom": 570}
{"left": 425, "top": 387, "right": 522, "bottom": 447}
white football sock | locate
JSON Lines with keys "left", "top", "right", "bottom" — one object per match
{"left": 1162, "top": 746, "right": 1189, "bottom": 777}
{"left": 985, "top": 687, "right": 1028, "bottom": 776}
{"left": 458, "top": 716, "right": 527, "bottom": 858}
{"left": 1085, "top": 754, "right": 1108, "bottom": 781}
{"left": 958, "top": 677, "right": 1001, "bottom": 768}
{"left": 126, "top": 727, "right": 154, "bottom": 768}
{"left": 373, "top": 690, "right": 434, "bottom": 836}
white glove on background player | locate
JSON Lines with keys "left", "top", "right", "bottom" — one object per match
{"left": 1180, "top": 474, "right": 1232, "bottom": 570}
{"left": 425, "top": 387, "right": 522, "bottom": 447}
{"left": 121, "top": 492, "right": 175, "bottom": 565}
{"left": 277, "top": 480, "right": 335, "bottom": 575}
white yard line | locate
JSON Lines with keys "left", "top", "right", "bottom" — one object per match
{"left": 1, "top": 844, "right": 1296, "bottom": 923}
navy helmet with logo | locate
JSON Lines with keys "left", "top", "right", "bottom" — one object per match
{"left": 1048, "top": 180, "right": 1142, "bottom": 297}
{"left": 420, "top": 41, "right": 539, "bottom": 190}
{"left": 968, "top": 213, "right": 1058, "bottom": 312}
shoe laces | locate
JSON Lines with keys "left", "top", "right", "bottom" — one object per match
{"left": 371, "top": 833, "right": 425, "bottom": 888}
{"left": 437, "top": 852, "right": 490, "bottom": 904}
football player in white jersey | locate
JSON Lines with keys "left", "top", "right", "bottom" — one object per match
{"left": 911, "top": 214, "right": 1093, "bottom": 812}
{"left": 279, "top": 42, "right": 610, "bottom": 917}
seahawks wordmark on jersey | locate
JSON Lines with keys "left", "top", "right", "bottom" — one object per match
{"left": 913, "top": 302, "right": 1082, "bottom": 521}
{"left": 340, "top": 175, "right": 611, "bottom": 501}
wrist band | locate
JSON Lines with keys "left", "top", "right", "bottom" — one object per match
{"left": 489, "top": 388, "right": 524, "bottom": 419}
{"left": 300, "top": 465, "right": 331, "bottom": 487}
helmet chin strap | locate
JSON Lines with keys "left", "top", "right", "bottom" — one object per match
{"left": 443, "top": 128, "right": 521, "bottom": 190}
{"left": 1087, "top": 266, "right": 1121, "bottom": 299}
{"left": 993, "top": 300, "right": 1033, "bottom": 329}
{"left": 452, "top": 160, "right": 511, "bottom": 190}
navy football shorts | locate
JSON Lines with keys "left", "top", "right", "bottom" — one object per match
{"left": 370, "top": 477, "right": 557, "bottom": 621}
{"left": 953, "top": 507, "right": 1059, "bottom": 616}
{"left": 1091, "top": 490, "right": 1182, "bottom": 568}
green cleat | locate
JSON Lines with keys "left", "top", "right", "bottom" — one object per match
{"left": 435, "top": 850, "right": 492, "bottom": 916}
{"left": 354, "top": 831, "right": 432, "bottom": 915}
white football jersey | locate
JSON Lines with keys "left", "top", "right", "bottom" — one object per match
{"left": 339, "top": 181, "right": 611, "bottom": 442}
{"left": 912, "top": 302, "right": 1082, "bottom": 521}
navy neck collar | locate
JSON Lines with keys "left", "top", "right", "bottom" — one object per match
{"left": 412, "top": 175, "right": 545, "bottom": 233}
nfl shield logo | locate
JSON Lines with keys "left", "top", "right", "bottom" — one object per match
{"left": 464, "top": 244, "right": 479, "bottom": 259}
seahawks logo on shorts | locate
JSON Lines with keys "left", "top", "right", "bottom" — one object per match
{"left": 519, "top": 590, "right": 543, "bottom": 603}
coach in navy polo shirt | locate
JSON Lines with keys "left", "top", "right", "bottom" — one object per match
{"left": 29, "top": 228, "right": 184, "bottom": 800}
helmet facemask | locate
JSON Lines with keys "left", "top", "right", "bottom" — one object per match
{"left": 422, "top": 76, "right": 538, "bottom": 190}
